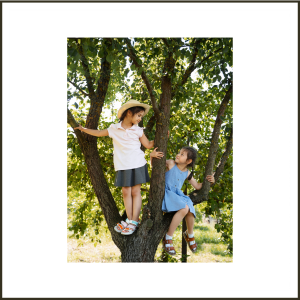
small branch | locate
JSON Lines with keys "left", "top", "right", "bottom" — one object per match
{"left": 124, "top": 38, "right": 160, "bottom": 116}
{"left": 141, "top": 114, "right": 156, "bottom": 152}
{"left": 67, "top": 108, "right": 85, "bottom": 145}
{"left": 75, "top": 39, "right": 96, "bottom": 99}
{"left": 190, "top": 85, "right": 232, "bottom": 205}
{"left": 212, "top": 128, "right": 233, "bottom": 185}
{"left": 176, "top": 39, "right": 200, "bottom": 84}
{"left": 68, "top": 79, "right": 89, "bottom": 97}
{"left": 144, "top": 114, "right": 156, "bottom": 137}
{"left": 162, "top": 38, "right": 169, "bottom": 48}
{"left": 96, "top": 38, "right": 112, "bottom": 98}
{"left": 172, "top": 46, "right": 223, "bottom": 98}
{"left": 194, "top": 47, "right": 223, "bottom": 69}
{"left": 201, "top": 85, "right": 232, "bottom": 190}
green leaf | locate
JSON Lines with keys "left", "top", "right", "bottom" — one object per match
{"left": 106, "top": 53, "right": 114, "bottom": 63}
{"left": 137, "top": 67, "right": 143, "bottom": 75}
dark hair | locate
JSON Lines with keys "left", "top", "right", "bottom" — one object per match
{"left": 119, "top": 106, "right": 145, "bottom": 122}
{"left": 181, "top": 146, "right": 198, "bottom": 180}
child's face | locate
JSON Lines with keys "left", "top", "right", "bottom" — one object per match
{"left": 175, "top": 149, "right": 191, "bottom": 165}
{"left": 130, "top": 110, "right": 145, "bottom": 125}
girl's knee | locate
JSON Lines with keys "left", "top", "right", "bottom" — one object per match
{"left": 131, "top": 184, "right": 141, "bottom": 197}
{"left": 181, "top": 205, "right": 189, "bottom": 215}
{"left": 122, "top": 187, "right": 131, "bottom": 196}
{"left": 184, "top": 205, "right": 189, "bottom": 214}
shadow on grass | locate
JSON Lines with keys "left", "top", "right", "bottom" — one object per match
{"left": 195, "top": 234, "right": 220, "bottom": 245}
{"left": 211, "top": 248, "right": 233, "bottom": 257}
{"left": 193, "top": 224, "right": 210, "bottom": 231}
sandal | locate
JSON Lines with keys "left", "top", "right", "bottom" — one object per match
{"left": 183, "top": 230, "right": 197, "bottom": 253}
{"left": 114, "top": 218, "right": 129, "bottom": 233}
{"left": 121, "top": 220, "right": 138, "bottom": 235}
{"left": 162, "top": 236, "right": 176, "bottom": 256}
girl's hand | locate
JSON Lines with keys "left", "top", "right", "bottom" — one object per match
{"left": 74, "top": 124, "right": 84, "bottom": 131}
{"left": 206, "top": 175, "right": 215, "bottom": 184}
{"left": 150, "top": 147, "right": 164, "bottom": 159}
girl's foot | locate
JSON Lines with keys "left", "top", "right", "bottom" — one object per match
{"left": 162, "top": 234, "right": 176, "bottom": 256}
{"left": 114, "top": 218, "right": 130, "bottom": 233}
{"left": 121, "top": 220, "right": 138, "bottom": 235}
{"left": 183, "top": 230, "right": 197, "bottom": 253}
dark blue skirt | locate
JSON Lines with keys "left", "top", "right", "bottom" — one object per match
{"left": 114, "top": 164, "right": 150, "bottom": 187}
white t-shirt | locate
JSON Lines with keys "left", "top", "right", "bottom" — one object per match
{"left": 107, "top": 122, "right": 147, "bottom": 171}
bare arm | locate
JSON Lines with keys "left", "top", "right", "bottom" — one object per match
{"left": 140, "top": 130, "right": 169, "bottom": 150}
{"left": 140, "top": 133, "right": 154, "bottom": 149}
{"left": 188, "top": 173, "right": 215, "bottom": 190}
{"left": 74, "top": 124, "right": 108, "bottom": 137}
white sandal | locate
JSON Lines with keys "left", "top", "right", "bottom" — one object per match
{"left": 114, "top": 218, "right": 129, "bottom": 233}
{"left": 121, "top": 220, "right": 138, "bottom": 235}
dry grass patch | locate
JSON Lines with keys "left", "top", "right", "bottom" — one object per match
{"left": 67, "top": 222, "right": 232, "bottom": 263}
{"left": 67, "top": 237, "right": 121, "bottom": 263}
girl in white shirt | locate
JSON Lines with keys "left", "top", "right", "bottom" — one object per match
{"left": 75, "top": 100, "right": 154, "bottom": 235}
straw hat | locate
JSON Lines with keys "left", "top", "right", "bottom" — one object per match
{"left": 117, "top": 100, "right": 151, "bottom": 119}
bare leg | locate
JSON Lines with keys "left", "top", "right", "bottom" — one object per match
{"left": 185, "top": 212, "right": 195, "bottom": 235}
{"left": 131, "top": 184, "right": 142, "bottom": 222}
{"left": 167, "top": 205, "right": 189, "bottom": 236}
{"left": 122, "top": 186, "right": 132, "bottom": 220}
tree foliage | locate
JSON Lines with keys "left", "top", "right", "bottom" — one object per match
{"left": 67, "top": 37, "right": 233, "bottom": 261}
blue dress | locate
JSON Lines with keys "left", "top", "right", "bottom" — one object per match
{"left": 162, "top": 164, "right": 196, "bottom": 218}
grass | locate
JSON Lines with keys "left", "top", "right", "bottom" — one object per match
{"left": 67, "top": 221, "right": 233, "bottom": 263}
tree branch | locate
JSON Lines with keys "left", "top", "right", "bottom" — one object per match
{"left": 96, "top": 38, "right": 112, "bottom": 98}
{"left": 75, "top": 39, "right": 96, "bottom": 99}
{"left": 68, "top": 79, "right": 89, "bottom": 97}
{"left": 67, "top": 108, "right": 86, "bottom": 146}
{"left": 194, "top": 47, "right": 223, "bottom": 70}
{"left": 190, "top": 85, "right": 232, "bottom": 204}
{"left": 68, "top": 107, "right": 127, "bottom": 251}
{"left": 85, "top": 39, "right": 112, "bottom": 130}
{"left": 172, "top": 46, "right": 223, "bottom": 98}
{"left": 141, "top": 113, "right": 156, "bottom": 152}
{"left": 124, "top": 38, "right": 160, "bottom": 116}
{"left": 171, "top": 40, "right": 200, "bottom": 95}
{"left": 144, "top": 113, "right": 156, "bottom": 137}
{"left": 162, "top": 38, "right": 170, "bottom": 48}
{"left": 212, "top": 128, "right": 233, "bottom": 185}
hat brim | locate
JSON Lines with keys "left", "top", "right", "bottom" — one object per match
{"left": 117, "top": 103, "right": 151, "bottom": 119}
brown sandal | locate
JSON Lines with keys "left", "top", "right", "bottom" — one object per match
{"left": 183, "top": 230, "right": 197, "bottom": 253}
{"left": 162, "top": 236, "right": 176, "bottom": 256}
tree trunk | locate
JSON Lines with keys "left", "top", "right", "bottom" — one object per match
{"left": 67, "top": 39, "right": 232, "bottom": 262}
{"left": 120, "top": 74, "right": 174, "bottom": 262}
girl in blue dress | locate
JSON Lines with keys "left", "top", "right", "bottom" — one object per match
{"left": 150, "top": 146, "right": 215, "bottom": 255}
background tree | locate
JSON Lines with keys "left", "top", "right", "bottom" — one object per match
{"left": 67, "top": 37, "right": 233, "bottom": 262}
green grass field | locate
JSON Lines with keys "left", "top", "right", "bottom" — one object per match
{"left": 67, "top": 220, "right": 233, "bottom": 263}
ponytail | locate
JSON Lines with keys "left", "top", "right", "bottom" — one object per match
{"left": 182, "top": 146, "right": 197, "bottom": 181}
{"left": 187, "top": 167, "right": 194, "bottom": 181}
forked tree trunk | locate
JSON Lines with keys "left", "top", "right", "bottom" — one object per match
{"left": 67, "top": 38, "right": 232, "bottom": 262}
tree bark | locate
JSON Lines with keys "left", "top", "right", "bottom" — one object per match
{"left": 213, "top": 128, "right": 233, "bottom": 184}
{"left": 68, "top": 39, "right": 232, "bottom": 262}
{"left": 189, "top": 85, "right": 232, "bottom": 205}
{"left": 120, "top": 55, "right": 175, "bottom": 262}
